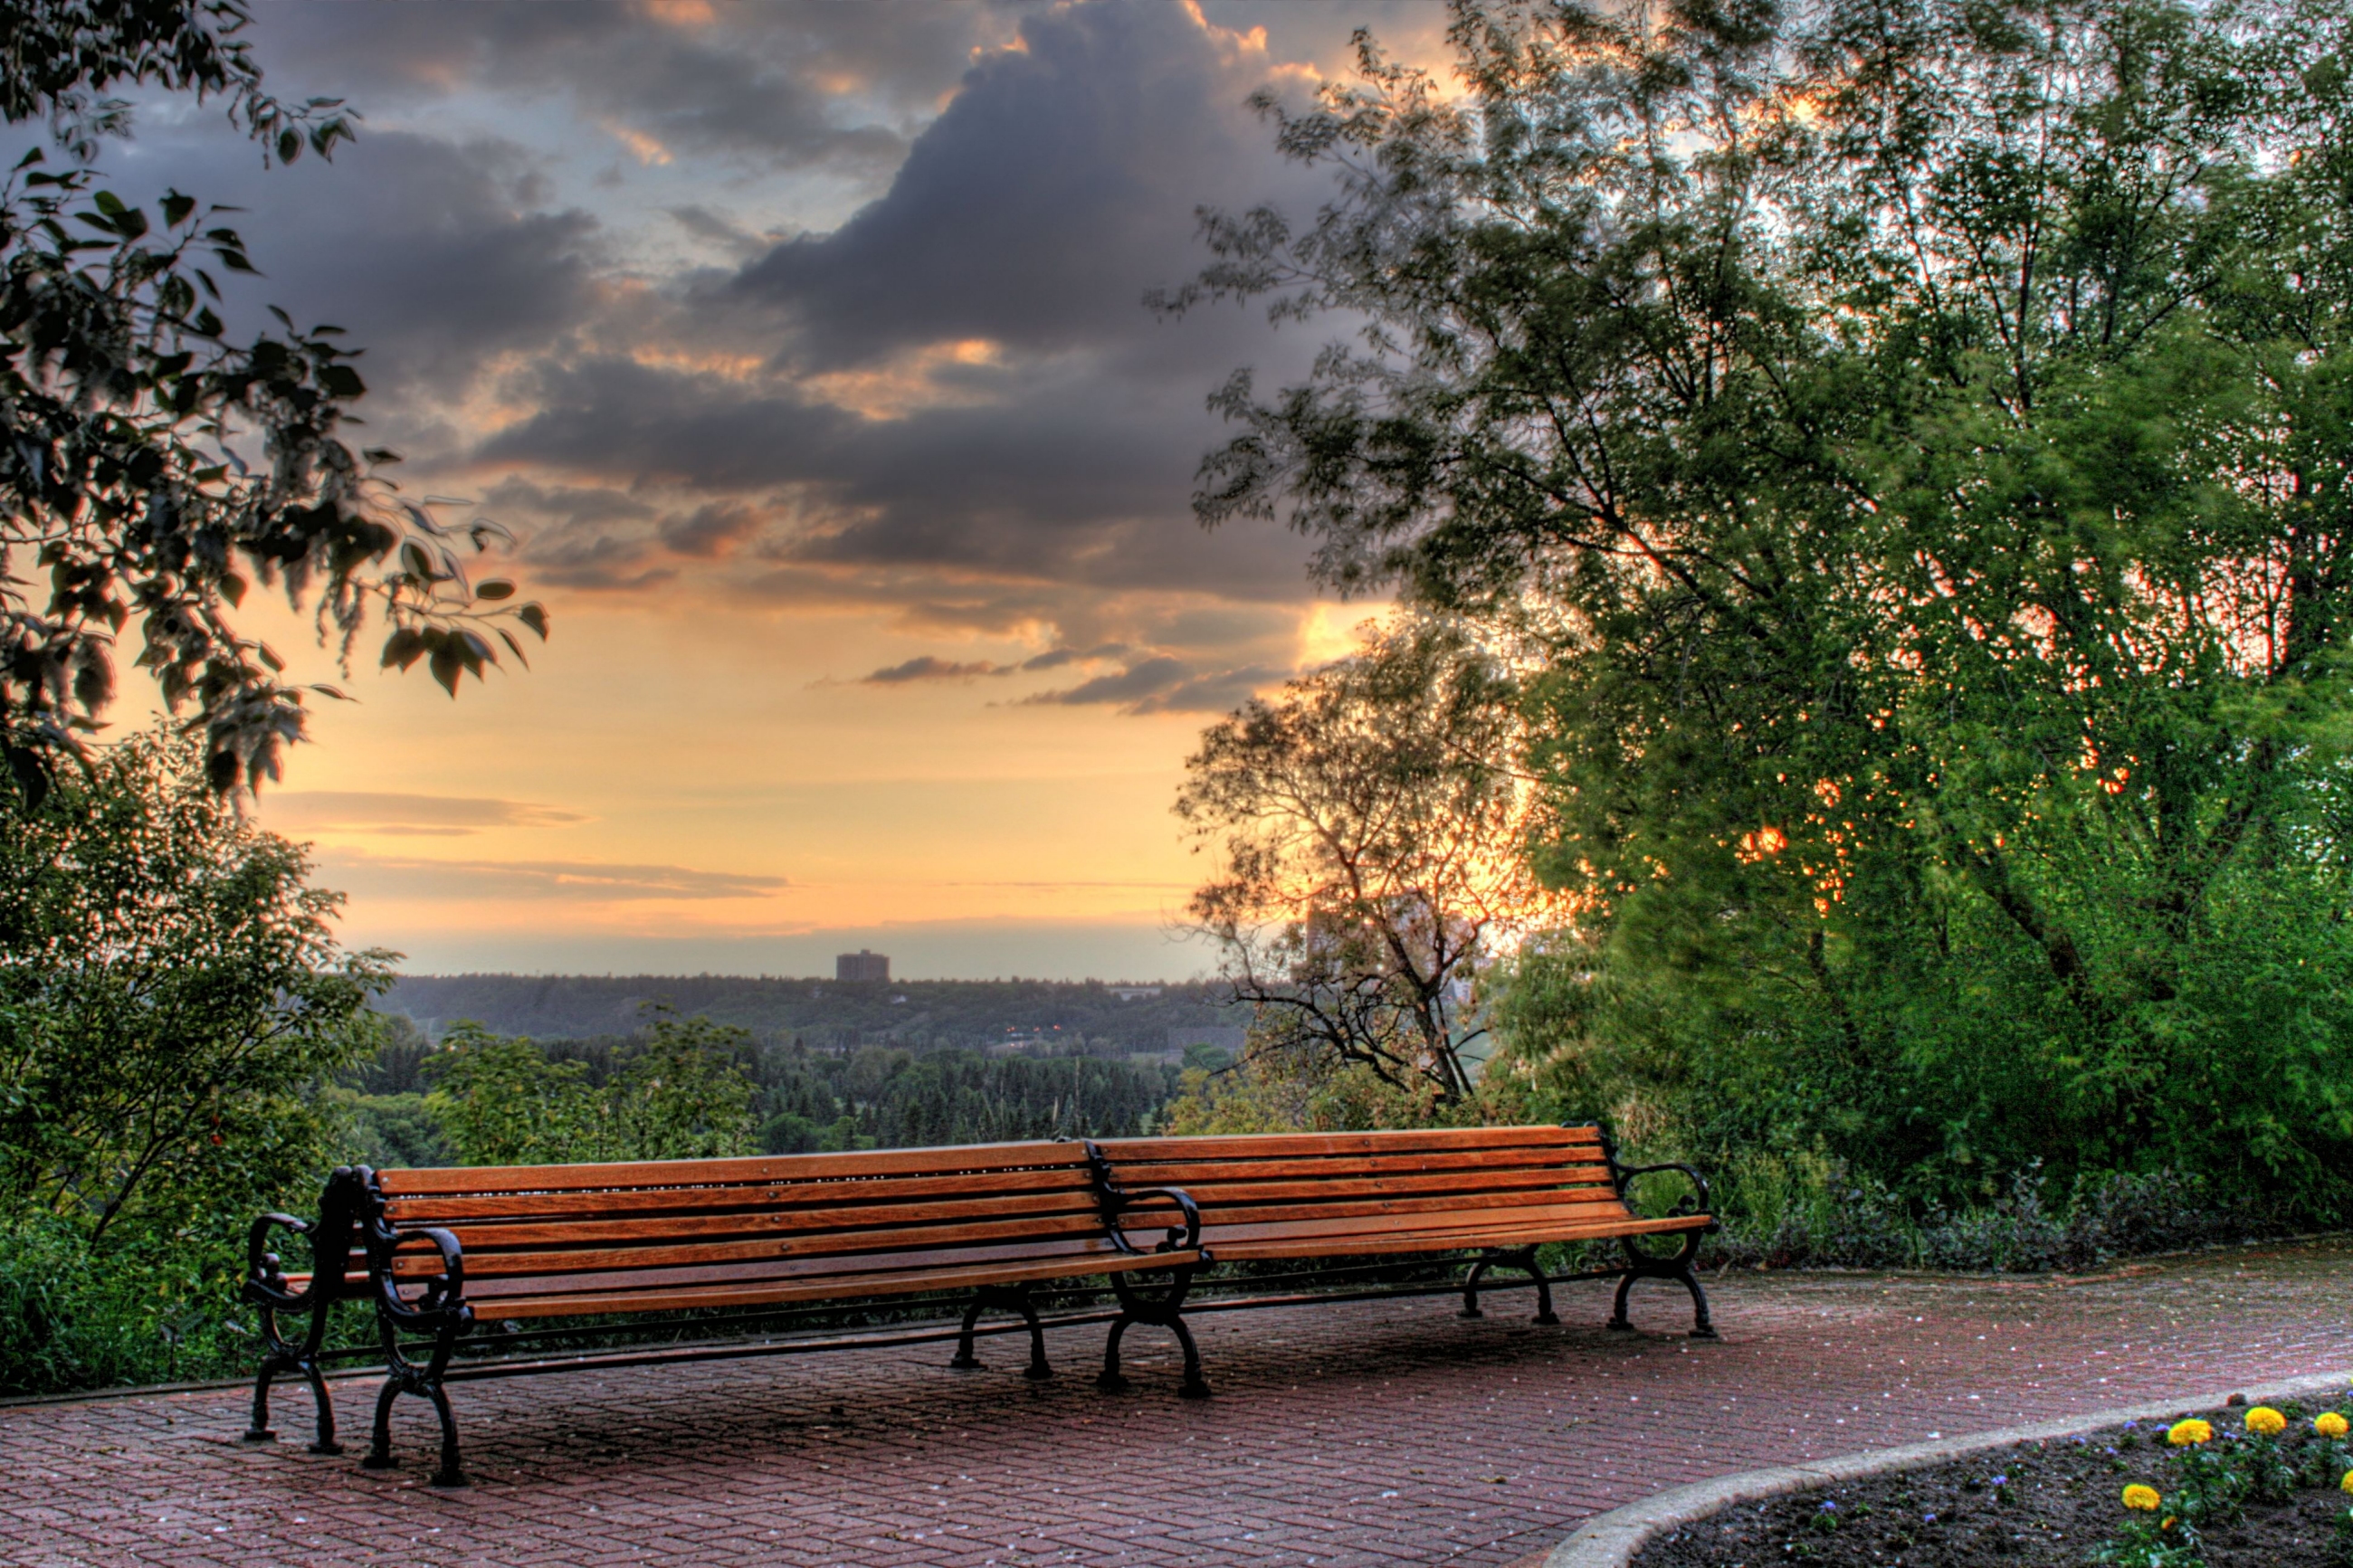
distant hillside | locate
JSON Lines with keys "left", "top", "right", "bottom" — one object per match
{"left": 381, "top": 974, "right": 1248, "bottom": 1056}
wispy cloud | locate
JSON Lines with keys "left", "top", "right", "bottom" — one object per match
{"left": 322, "top": 851, "right": 789, "bottom": 901}
{"left": 262, "top": 793, "right": 591, "bottom": 836}
{"left": 1019, "top": 657, "right": 1281, "bottom": 715}
{"left": 861, "top": 654, "right": 1006, "bottom": 683}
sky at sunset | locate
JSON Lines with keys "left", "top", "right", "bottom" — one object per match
{"left": 94, "top": 0, "right": 1461, "bottom": 979}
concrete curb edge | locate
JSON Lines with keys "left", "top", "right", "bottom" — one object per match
{"left": 1541, "top": 1368, "right": 2353, "bottom": 1568}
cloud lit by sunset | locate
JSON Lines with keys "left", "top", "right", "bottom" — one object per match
{"left": 114, "top": 1, "right": 1455, "bottom": 977}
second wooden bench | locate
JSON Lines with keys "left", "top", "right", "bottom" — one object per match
{"left": 1095, "top": 1123, "right": 1718, "bottom": 1344}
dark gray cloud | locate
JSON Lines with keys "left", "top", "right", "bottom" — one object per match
{"left": 482, "top": 354, "right": 1310, "bottom": 603}
{"left": 1026, "top": 655, "right": 1191, "bottom": 705}
{"left": 1021, "top": 643, "right": 1127, "bottom": 670}
{"left": 481, "top": 478, "right": 655, "bottom": 529}
{"left": 732, "top": 0, "right": 1328, "bottom": 367}
{"left": 862, "top": 655, "right": 1007, "bottom": 684}
{"left": 857, "top": 641, "right": 1138, "bottom": 685}
{"left": 131, "top": 1, "right": 1396, "bottom": 711}
{"left": 123, "top": 126, "right": 602, "bottom": 421}
{"left": 1017, "top": 654, "right": 1277, "bottom": 714}
{"left": 661, "top": 501, "right": 767, "bottom": 558}
{"left": 528, "top": 529, "right": 679, "bottom": 593}
{"left": 250, "top": 1, "right": 1002, "bottom": 174}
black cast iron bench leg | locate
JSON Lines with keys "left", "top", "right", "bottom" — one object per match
{"left": 1458, "top": 1246, "right": 1558, "bottom": 1325}
{"left": 1607, "top": 1235, "right": 1718, "bottom": 1340}
{"left": 359, "top": 1221, "right": 475, "bottom": 1487}
{"left": 362, "top": 1313, "right": 470, "bottom": 1487}
{"left": 244, "top": 1341, "right": 341, "bottom": 1456}
{"left": 241, "top": 1176, "right": 369, "bottom": 1455}
{"left": 950, "top": 1284, "right": 1052, "bottom": 1380}
{"left": 1098, "top": 1267, "right": 1207, "bottom": 1399}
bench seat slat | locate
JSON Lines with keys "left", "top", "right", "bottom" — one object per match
{"left": 420, "top": 1189, "right": 1109, "bottom": 1251}
{"left": 450, "top": 1234, "right": 1170, "bottom": 1303}
{"left": 387, "top": 1207, "right": 1138, "bottom": 1280}
{"left": 469, "top": 1249, "right": 1206, "bottom": 1320}
{"left": 1185, "top": 1197, "right": 1640, "bottom": 1243}
{"left": 318, "top": 1237, "right": 1194, "bottom": 1298}
{"left": 1111, "top": 1184, "right": 1633, "bottom": 1239}
{"left": 1203, "top": 1212, "right": 1710, "bottom": 1260}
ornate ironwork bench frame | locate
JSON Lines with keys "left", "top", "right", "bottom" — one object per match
{"left": 241, "top": 1142, "right": 1202, "bottom": 1487}
{"left": 240, "top": 1124, "right": 1713, "bottom": 1487}
{"left": 1089, "top": 1122, "right": 1722, "bottom": 1338}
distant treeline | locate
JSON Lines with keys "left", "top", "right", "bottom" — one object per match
{"left": 381, "top": 974, "right": 1244, "bottom": 1057}
{"left": 345, "top": 1013, "right": 1215, "bottom": 1169}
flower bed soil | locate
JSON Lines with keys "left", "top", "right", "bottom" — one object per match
{"left": 1629, "top": 1409, "right": 2350, "bottom": 1567}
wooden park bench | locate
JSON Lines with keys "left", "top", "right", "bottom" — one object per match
{"left": 1094, "top": 1123, "right": 1719, "bottom": 1344}
{"left": 240, "top": 1141, "right": 1204, "bottom": 1486}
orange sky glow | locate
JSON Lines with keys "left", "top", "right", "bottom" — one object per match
{"left": 97, "top": 1, "right": 1458, "bottom": 978}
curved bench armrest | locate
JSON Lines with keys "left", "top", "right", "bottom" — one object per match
{"left": 1613, "top": 1161, "right": 1712, "bottom": 1220}
{"left": 1106, "top": 1185, "right": 1202, "bottom": 1255}
{"left": 243, "top": 1211, "right": 319, "bottom": 1309}
{"left": 376, "top": 1226, "right": 472, "bottom": 1326}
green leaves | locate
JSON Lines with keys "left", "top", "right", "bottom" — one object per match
{"left": 424, "top": 1015, "right": 756, "bottom": 1167}
{"left": 1187, "top": 0, "right": 2353, "bottom": 1210}
{"left": 0, "top": 0, "right": 541, "bottom": 803}
{"left": 0, "top": 729, "right": 387, "bottom": 1249}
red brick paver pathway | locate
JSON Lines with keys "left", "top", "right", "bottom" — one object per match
{"left": 5, "top": 1241, "right": 2348, "bottom": 1567}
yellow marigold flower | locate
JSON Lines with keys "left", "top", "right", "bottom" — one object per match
{"left": 2341, "top": 1469, "right": 2353, "bottom": 1496}
{"left": 2120, "top": 1485, "right": 2160, "bottom": 1511}
{"left": 2245, "top": 1406, "right": 2287, "bottom": 1436}
{"left": 2167, "top": 1419, "right": 2214, "bottom": 1446}
{"left": 2318, "top": 1411, "right": 2349, "bottom": 1439}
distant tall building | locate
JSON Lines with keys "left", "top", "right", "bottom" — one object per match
{"left": 836, "top": 949, "right": 890, "bottom": 983}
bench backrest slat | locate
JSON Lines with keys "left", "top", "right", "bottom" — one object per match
{"left": 367, "top": 1140, "right": 1116, "bottom": 1292}
{"left": 376, "top": 1139, "right": 1097, "bottom": 1196}
{"left": 1096, "top": 1126, "right": 1631, "bottom": 1242}
{"left": 378, "top": 1164, "right": 1098, "bottom": 1224}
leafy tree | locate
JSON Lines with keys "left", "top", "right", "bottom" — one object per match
{"left": 1176, "top": 617, "right": 1558, "bottom": 1104}
{"left": 421, "top": 1025, "right": 596, "bottom": 1167}
{"left": 424, "top": 1015, "right": 755, "bottom": 1166}
{"left": 0, "top": 727, "right": 386, "bottom": 1392}
{"left": 0, "top": 0, "right": 544, "bottom": 801}
{"left": 0, "top": 728, "right": 387, "bottom": 1240}
{"left": 607, "top": 1014, "right": 757, "bottom": 1160}
{"left": 1168, "top": 0, "right": 2353, "bottom": 1210}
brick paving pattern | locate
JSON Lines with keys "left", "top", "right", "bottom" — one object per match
{"left": 5, "top": 1240, "right": 2349, "bottom": 1567}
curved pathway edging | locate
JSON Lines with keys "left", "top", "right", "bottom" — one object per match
{"left": 1540, "top": 1368, "right": 2353, "bottom": 1568}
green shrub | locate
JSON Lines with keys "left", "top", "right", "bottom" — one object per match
{"left": 424, "top": 1014, "right": 756, "bottom": 1165}
{"left": 333, "top": 1089, "right": 456, "bottom": 1170}
{"left": 0, "top": 733, "right": 385, "bottom": 1395}
{"left": 1699, "top": 1156, "right": 2269, "bottom": 1275}
{"left": 0, "top": 1212, "right": 253, "bottom": 1394}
